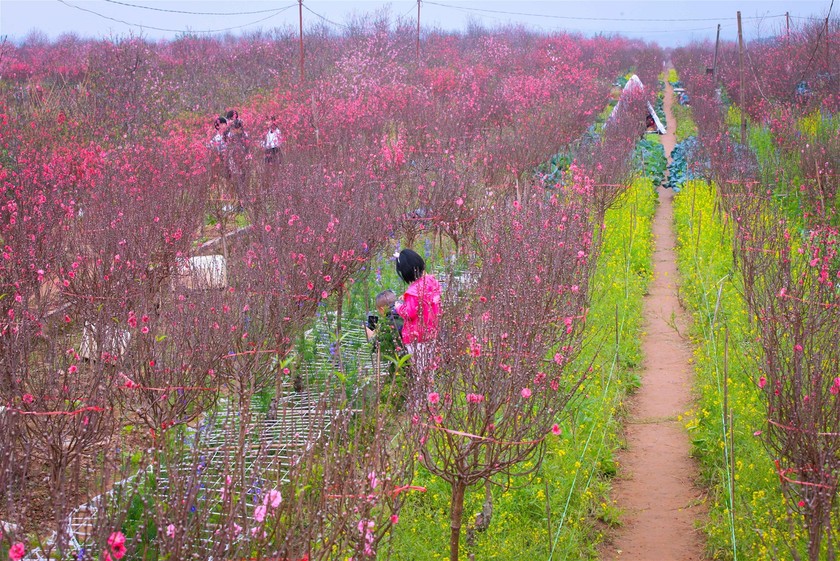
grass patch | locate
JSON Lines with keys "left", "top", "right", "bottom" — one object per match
{"left": 673, "top": 179, "right": 840, "bottom": 559}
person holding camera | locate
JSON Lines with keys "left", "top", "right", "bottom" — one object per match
{"left": 394, "top": 249, "right": 441, "bottom": 379}
{"left": 365, "top": 290, "right": 406, "bottom": 374}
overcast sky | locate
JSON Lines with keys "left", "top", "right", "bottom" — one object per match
{"left": 0, "top": 1, "right": 834, "bottom": 48}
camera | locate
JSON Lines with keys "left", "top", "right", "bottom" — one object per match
{"left": 366, "top": 313, "right": 379, "bottom": 331}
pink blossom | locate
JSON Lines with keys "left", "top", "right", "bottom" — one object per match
{"left": 758, "top": 376, "right": 767, "bottom": 389}
{"left": 108, "top": 531, "right": 126, "bottom": 549}
{"left": 551, "top": 424, "right": 562, "bottom": 435}
{"left": 22, "top": 393, "right": 34, "bottom": 404}
{"left": 254, "top": 504, "right": 267, "bottom": 523}
{"left": 466, "top": 393, "right": 484, "bottom": 404}
{"left": 390, "top": 514, "right": 399, "bottom": 524}
{"left": 521, "top": 387, "right": 532, "bottom": 399}
{"left": 166, "top": 524, "right": 175, "bottom": 538}
{"left": 427, "top": 392, "right": 440, "bottom": 404}
{"left": 321, "top": 291, "right": 329, "bottom": 299}
{"left": 9, "top": 543, "right": 25, "bottom": 561}
{"left": 107, "top": 531, "right": 126, "bottom": 559}
{"left": 263, "top": 488, "right": 282, "bottom": 508}
{"left": 221, "top": 474, "right": 232, "bottom": 500}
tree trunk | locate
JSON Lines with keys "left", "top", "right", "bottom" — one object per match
{"left": 449, "top": 480, "right": 467, "bottom": 561}
{"left": 334, "top": 287, "right": 344, "bottom": 374}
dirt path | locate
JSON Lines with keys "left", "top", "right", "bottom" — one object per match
{"left": 601, "top": 80, "right": 707, "bottom": 560}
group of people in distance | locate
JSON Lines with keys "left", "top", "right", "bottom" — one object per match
{"left": 366, "top": 249, "right": 442, "bottom": 388}
{"left": 208, "top": 110, "right": 285, "bottom": 209}
{"left": 208, "top": 110, "right": 285, "bottom": 171}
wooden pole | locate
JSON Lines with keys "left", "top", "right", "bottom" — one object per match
{"left": 737, "top": 11, "right": 747, "bottom": 145}
{"left": 785, "top": 11, "right": 790, "bottom": 41}
{"left": 713, "top": 24, "right": 721, "bottom": 83}
{"left": 417, "top": 0, "right": 422, "bottom": 61}
{"left": 298, "top": 0, "right": 304, "bottom": 82}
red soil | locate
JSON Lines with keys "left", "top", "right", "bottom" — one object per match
{"left": 601, "top": 79, "right": 708, "bottom": 561}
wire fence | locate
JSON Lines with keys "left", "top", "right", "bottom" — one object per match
{"left": 21, "top": 313, "right": 389, "bottom": 561}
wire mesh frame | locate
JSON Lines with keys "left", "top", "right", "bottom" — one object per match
{"left": 23, "top": 319, "right": 389, "bottom": 561}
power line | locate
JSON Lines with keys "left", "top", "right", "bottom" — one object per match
{"left": 790, "top": 14, "right": 839, "bottom": 21}
{"left": 302, "top": 5, "right": 349, "bottom": 30}
{"left": 424, "top": 2, "right": 736, "bottom": 35}
{"left": 56, "top": 0, "right": 296, "bottom": 34}
{"left": 797, "top": 0, "right": 835, "bottom": 83}
{"left": 401, "top": 4, "right": 419, "bottom": 20}
{"left": 622, "top": 23, "right": 738, "bottom": 35}
{"left": 102, "top": 0, "right": 284, "bottom": 17}
{"left": 424, "top": 0, "right": 785, "bottom": 23}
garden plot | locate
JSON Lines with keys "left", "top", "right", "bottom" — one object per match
{"left": 23, "top": 318, "right": 385, "bottom": 561}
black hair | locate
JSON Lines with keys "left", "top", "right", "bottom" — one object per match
{"left": 226, "top": 109, "right": 238, "bottom": 120}
{"left": 214, "top": 117, "right": 227, "bottom": 130}
{"left": 395, "top": 249, "right": 425, "bottom": 284}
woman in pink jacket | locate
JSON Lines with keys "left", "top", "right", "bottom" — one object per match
{"left": 394, "top": 249, "right": 441, "bottom": 376}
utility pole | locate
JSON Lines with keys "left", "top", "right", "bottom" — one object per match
{"left": 713, "top": 24, "right": 721, "bottom": 83}
{"left": 299, "top": 0, "right": 305, "bottom": 82}
{"left": 737, "top": 11, "right": 746, "bottom": 144}
{"left": 417, "top": 0, "right": 421, "bottom": 61}
{"left": 785, "top": 11, "right": 790, "bottom": 42}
